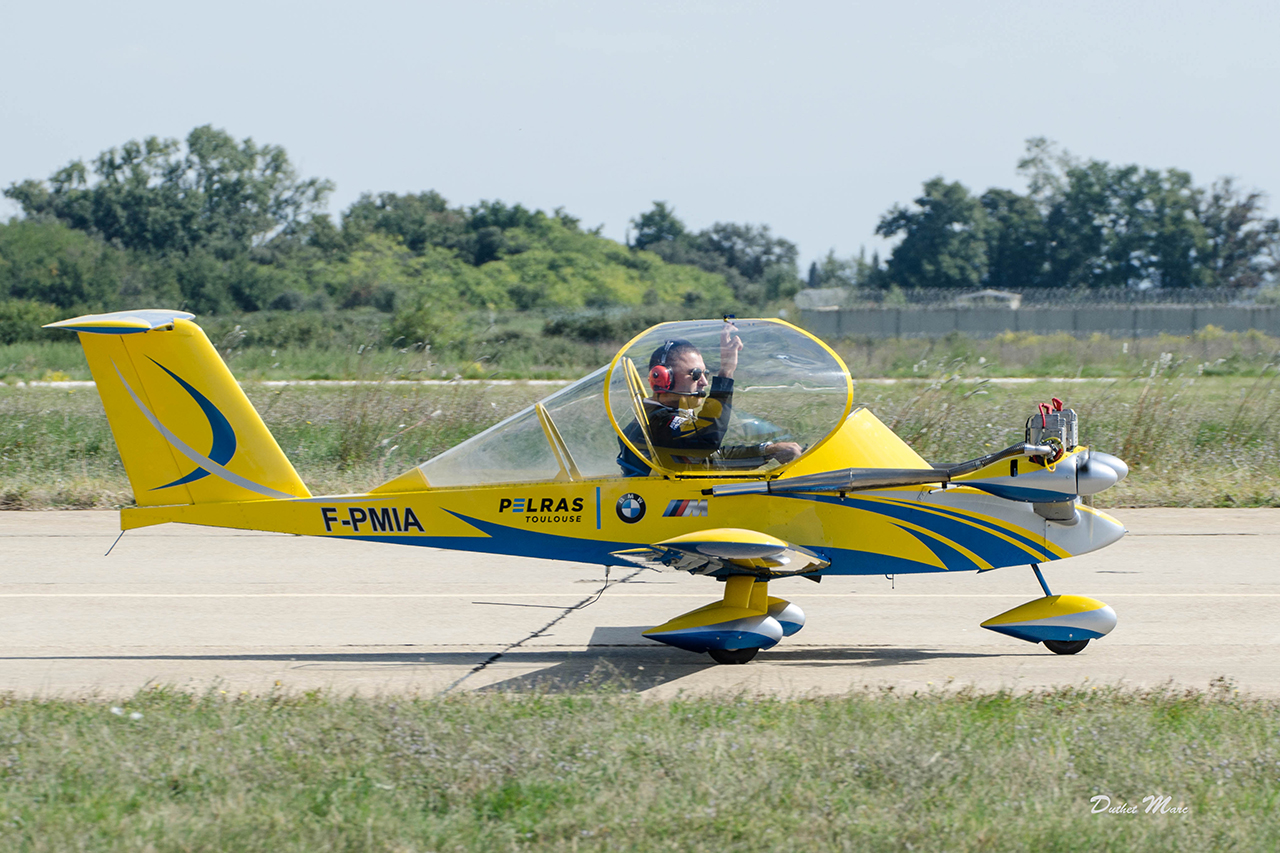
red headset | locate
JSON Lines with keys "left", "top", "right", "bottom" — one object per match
{"left": 648, "top": 340, "right": 677, "bottom": 392}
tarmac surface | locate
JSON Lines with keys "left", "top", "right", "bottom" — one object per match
{"left": 1, "top": 509, "right": 1277, "bottom": 698}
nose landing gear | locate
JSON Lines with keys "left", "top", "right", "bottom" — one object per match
{"left": 981, "top": 564, "right": 1116, "bottom": 654}
{"left": 1043, "top": 639, "right": 1091, "bottom": 655}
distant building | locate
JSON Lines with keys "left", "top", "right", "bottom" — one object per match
{"left": 794, "top": 287, "right": 850, "bottom": 311}
{"left": 955, "top": 289, "right": 1022, "bottom": 309}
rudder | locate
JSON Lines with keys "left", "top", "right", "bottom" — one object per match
{"left": 47, "top": 309, "right": 310, "bottom": 506}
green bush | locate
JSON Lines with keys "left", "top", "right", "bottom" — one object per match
{"left": 197, "top": 310, "right": 392, "bottom": 350}
{"left": 0, "top": 299, "right": 61, "bottom": 344}
{"left": 0, "top": 219, "right": 122, "bottom": 309}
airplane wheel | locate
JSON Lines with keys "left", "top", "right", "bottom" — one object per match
{"left": 1043, "top": 639, "right": 1090, "bottom": 655}
{"left": 708, "top": 647, "right": 759, "bottom": 665}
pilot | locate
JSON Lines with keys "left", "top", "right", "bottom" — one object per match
{"left": 617, "top": 323, "right": 803, "bottom": 476}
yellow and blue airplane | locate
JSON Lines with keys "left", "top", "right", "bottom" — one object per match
{"left": 47, "top": 310, "right": 1129, "bottom": 664}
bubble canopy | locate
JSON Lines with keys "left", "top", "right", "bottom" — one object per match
{"left": 606, "top": 319, "right": 852, "bottom": 478}
{"left": 415, "top": 318, "right": 851, "bottom": 487}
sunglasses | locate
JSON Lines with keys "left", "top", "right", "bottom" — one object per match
{"left": 685, "top": 368, "right": 709, "bottom": 380}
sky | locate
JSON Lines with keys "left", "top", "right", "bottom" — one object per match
{"left": 3, "top": 0, "right": 1278, "bottom": 268}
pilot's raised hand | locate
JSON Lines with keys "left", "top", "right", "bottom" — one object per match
{"left": 719, "top": 322, "right": 743, "bottom": 379}
{"left": 763, "top": 441, "right": 803, "bottom": 463}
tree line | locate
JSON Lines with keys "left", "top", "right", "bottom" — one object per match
{"left": 812, "top": 139, "right": 1277, "bottom": 294}
{"left": 2, "top": 128, "right": 1277, "bottom": 347}
{"left": 0, "top": 126, "right": 811, "bottom": 346}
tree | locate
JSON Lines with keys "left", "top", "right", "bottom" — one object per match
{"left": 980, "top": 188, "right": 1047, "bottom": 290}
{"left": 341, "top": 191, "right": 467, "bottom": 254}
{"left": 341, "top": 195, "right": 589, "bottom": 267}
{"left": 626, "top": 203, "right": 803, "bottom": 305}
{"left": 1199, "top": 178, "right": 1280, "bottom": 289}
{"left": 0, "top": 218, "right": 122, "bottom": 308}
{"left": 4, "top": 126, "right": 332, "bottom": 257}
{"left": 1021, "top": 141, "right": 1214, "bottom": 289}
{"left": 694, "top": 222, "right": 798, "bottom": 284}
{"left": 809, "top": 249, "right": 870, "bottom": 290}
{"left": 1139, "top": 167, "right": 1210, "bottom": 289}
{"left": 876, "top": 178, "right": 989, "bottom": 289}
{"left": 874, "top": 139, "right": 1279, "bottom": 293}
{"left": 630, "top": 202, "right": 687, "bottom": 250}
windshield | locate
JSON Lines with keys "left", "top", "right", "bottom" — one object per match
{"left": 412, "top": 318, "right": 852, "bottom": 487}
{"left": 417, "top": 366, "right": 621, "bottom": 487}
{"left": 606, "top": 319, "right": 852, "bottom": 477}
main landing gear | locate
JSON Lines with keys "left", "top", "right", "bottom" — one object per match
{"left": 708, "top": 647, "right": 759, "bottom": 665}
{"left": 642, "top": 575, "right": 806, "bottom": 664}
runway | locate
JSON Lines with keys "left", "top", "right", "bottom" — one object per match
{"left": 1, "top": 509, "right": 1277, "bottom": 698}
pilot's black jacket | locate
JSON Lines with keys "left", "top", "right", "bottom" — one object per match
{"left": 618, "top": 376, "right": 766, "bottom": 475}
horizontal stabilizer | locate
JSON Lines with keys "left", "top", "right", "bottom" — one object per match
{"left": 46, "top": 309, "right": 195, "bottom": 335}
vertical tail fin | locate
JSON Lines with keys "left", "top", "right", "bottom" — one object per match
{"left": 47, "top": 309, "right": 310, "bottom": 505}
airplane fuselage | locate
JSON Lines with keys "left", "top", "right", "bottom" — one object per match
{"left": 121, "top": 475, "right": 1124, "bottom": 578}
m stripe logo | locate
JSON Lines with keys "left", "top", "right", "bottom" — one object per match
{"left": 664, "top": 499, "right": 708, "bottom": 518}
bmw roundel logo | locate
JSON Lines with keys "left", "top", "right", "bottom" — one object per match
{"left": 616, "top": 493, "right": 646, "bottom": 523}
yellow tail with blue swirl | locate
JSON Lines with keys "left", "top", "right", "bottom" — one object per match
{"left": 46, "top": 310, "right": 310, "bottom": 507}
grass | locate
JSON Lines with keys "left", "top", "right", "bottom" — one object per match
{"left": 5, "top": 325, "right": 1280, "bottom": 383}
{"left": 3, "top": 327, "right": 1278, "bottom": 850}
{"left": 0, "top": 682, "right": 1274, "bottom": 852}
{"left": 0, "top": 382, "right": 551, "bottom": 506}
{"left": 3, "top": 313, "right": 621, "bottom": 383}
{"left": 0, "top": 338, "right": 617, "bottom": 383}
{"left": 5, "top": 324, "right": 1280, "bottom": 508}
{"left": 4, "top": 370, "right": 1280, "bottom": 508}
{"left": 861, "top": 369, "right": 1280, "bottom": 508}
{"left": 837, "top": 327, "right": 1280, "bottom": 379}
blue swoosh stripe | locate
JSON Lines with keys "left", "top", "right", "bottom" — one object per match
{"left": 844, "top": 495, "right": 1049, "bottom": 568}
{"left": 335, "top": 520, "right": 979, "bottom": 576}
{"left": 148, "top": 358, "right": 237, "bottom": 490}
{"left": 889, "top": 524, "right": 981, "bottom": 570}
{"left": 332, "top": 506, "right": 1053, "bottom": 577}
{"left": 873, "top": 496, "right": 1053, "bottom": 561}
{"left": 799, "top": 547, "right": 953, "bottom": 576}
{"left": 777, "top": 493, "right": 1053, "bottom": 569}
{"left": 967, "top": 484, "right": 1073, "bottom": 502}
{"left": 415, "top": 511, "right": 635, "bottom": 564}
{"left": 348, "top": 511, "right": 994, "bottom": 576}
{"left": 114, "top": 363, "right": 294, "bottom": 499}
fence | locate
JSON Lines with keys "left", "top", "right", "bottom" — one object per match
{"left": 799, "top": 305, "right": 1280, "bottom": 339}
{"left": 811, "top": 287, "right": 1254, "bottom": 306}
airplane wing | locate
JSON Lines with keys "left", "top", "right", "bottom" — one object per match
{"left": 612, "top": 528, "right": 830, "bottom": 579}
